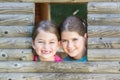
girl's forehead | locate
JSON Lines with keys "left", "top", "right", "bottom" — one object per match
{"left": 62, "top": 31, "right": 79, "bottom": 35}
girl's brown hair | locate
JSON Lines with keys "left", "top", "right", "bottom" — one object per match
{"left": 60, "top": 15, "right": 87, "bottom": 37}
{"left": 32, "top": 20, "right": 60, "bottom": 41}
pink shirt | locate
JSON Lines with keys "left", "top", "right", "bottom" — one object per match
{"left": 33, "top": 54, "right": 63, "bottom": 62}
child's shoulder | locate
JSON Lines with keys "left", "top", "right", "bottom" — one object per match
{"left": 54, "top": 55, "right": 63, "bottom": 62}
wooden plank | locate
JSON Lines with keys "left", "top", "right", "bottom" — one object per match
{"left": 88, "top": 25, "right": 120, "bottom": 37}
{"left": 0, "top": 2, "right": 34, "bottom": 14}
{"left": 88, "top": 37, "right": 120, "bottom": 49}
{"left": 0, "top": 61, "right": 120, "bottom": 73}
{"left": 0, "top": 37, "right": 31, "bottom": 49}
{"left": 88, "top": 2, "right": 120, "bottom": 14}
{"left": 0, "top": 73, "right": 120, "bottom": 80}
{"left": 35, "top": 3, "right": 50, "bottom": 27}
{"left": 88, "top": 49, "right": 120, "bottom": 61}
{"left": 87, "top": 0, "right": 120, "bottom": 2}
{"left": 87, "top": 14, "right": 120, "bottom": 26}
{"left": 0, "top": 49, "right": 33, "bottom": 61}
{"left": 0, "top": 0, "right": 86, "bottom": 2}
{"left": 0, "top": 26, "right": 33, "bottom": 37}
{"left": 0, "top": 0, "right": 120, "bottom": 2}
{"left": 0, "top": 49, "right": 65, "bottom": 61}
{"left": 0, "top": 14, "right": 34, "bottom": 26}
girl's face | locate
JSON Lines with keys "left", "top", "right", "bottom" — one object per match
{"left": 61, "top": 31, "right": 87, "bottom": 59}
{"left": 32, "top": 30, "right": 60, "bottom": 61}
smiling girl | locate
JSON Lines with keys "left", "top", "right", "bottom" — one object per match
{"left": 32, "top": 20, "right": 62, "bottom": 62}
{"left": 60, "top": 16, "right": 87, "bottom": 62}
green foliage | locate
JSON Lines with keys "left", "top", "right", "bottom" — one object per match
{"left": 50, "top": 3, "right": 87, "bottom": 24}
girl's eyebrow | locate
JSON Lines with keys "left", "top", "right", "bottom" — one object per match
{"left": 50, "top": 38, "right": 58, "bottom": 41}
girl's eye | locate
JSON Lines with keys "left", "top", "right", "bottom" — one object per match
{"left": 38, "top": 41, "right": 43, "bottom": 43}
{"left": 62, "top": 40, "right": 67, "bottom": 43}
{"left": 73, "top": 38, "right": 78, "bottom": 41}
{"left": 50, "top": 42, "right": 55, "bottom": 44}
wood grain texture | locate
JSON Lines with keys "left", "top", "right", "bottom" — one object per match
{"left": 0, "top": 48, "right": 65, "bottom": 61}
{"left": 0, "top": 49, "right": 33, "bottom": 61}
{"left": 0, "top": 73, "right": 120, "bottom": 80}
{"left": 0, "top": 0, "right": 120, "bottom": 2}
{"left": 88, "top": 49, "right": 120, "bottom": 61}
{"left": 88, "top": 25, "right": 120, "bottom": 37}
{"left": 0, "top": 26, "right": 33, "bottom": 37}
{"left": 88, "top": 37, "right": 120, "bottom": 49}
{"left": 0, "top": 14, "right": 34, "bottom": 26}
{"left": 0, "top": 2, "right": 34, "bottom": 14}
{"left": 88, "top": 2, "right": 120, "bottom": 14}
{"left": 0, "top": 37, "right": 31, "bottom": 49}
{"left": 87, "top": 14, "right": 120, "bottom": 26}
{"left": 0, "top": 61, "right": 120, "bottom": 73}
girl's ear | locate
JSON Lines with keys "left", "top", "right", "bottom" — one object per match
{"left": 32, "top": 40, "right": 35, "bottom": 50}
{"left": 84, "top": 33, "right": 88, "bottom": 42}
{"left": 84, "top": 33, "right": 88, "bottom": 39}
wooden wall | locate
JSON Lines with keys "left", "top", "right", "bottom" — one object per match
{"left": 0, "top": 1, "right": 120, "bottom": 80}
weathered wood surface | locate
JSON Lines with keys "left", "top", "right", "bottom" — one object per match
{"left": 87, "top": 14, "right": 120, "bottom": 26}
{"left": 0, "top": 14, "right": 34, "bottom": 26}
{"left": 0, "top": 73, "right": 120, "bottom": 80}
{"left": 88, "top": 2, "right": 120, "bottom": 14}
{"left": 0, "top": 49, "right": 65, "bottom": 61}
{"left": 0, "top": 3, "right": 34, "bottom": 14}
{"left": 0, "top": 37, "right": 31, "bottom": 49}
{"left": 88, "top": 49, "right": 120, "bottom": 61}
{"left": 0, "top": 0, "right": 120, "bottom": 2}
{"left": 88, "top": 25, "right": 120, "bottom": 37}
{"left": 88, "top": 37, "right": 120, "bottom": 49}
{"left": 0, "top": 61, "right": 120, "bottom": 73}
{"left": 0, "top": 49, "right": 33, "bottom": 61}
{"left": 0, "top": 26, "right": 33, "bottom": 37}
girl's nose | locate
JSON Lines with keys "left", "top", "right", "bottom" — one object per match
{"left": 68, "top": 41, "right": 73, "bottom": 48}
{"left": 43, "top": 43, "right": 49, "bottom": 49}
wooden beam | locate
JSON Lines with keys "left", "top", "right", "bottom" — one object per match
{"left": 0, "top": 14, "right": 34, "bottom": 26}
{"left": 0, "top": 61, "right": 120, "bottom": 73}
{"left": 88, "top": 25, "right": 120, "bottom": 37}
{"left": 88, "top": 37, "right": 120, "bottom": 49}
{"left": 0, "top": 0, "right": 120, "bottom": 2}
{"left": 0, "top": 2, "right": 34, "bottom": 14}
{"left": 88, "top": 2, "right": 120, "bottom": 14}
{"left": 0, "top": 49, "right": 33, "bottom": 61}
{"left": 88, "top": 14, "right": 120, "bottom": 26}
{"left": 0, "top": 37, "right": 31, "bottom": 49}
{"left": 0, "top": 73, "right": 120, "bottom": 80}
{"left": 35, "top": 3, "right": 50, "bottom": 27}
{"left": 0, "top": 26, "right": 33, "bottom": 37}
{"left": 88, "top": 49, "right": 120, "bottom": 61}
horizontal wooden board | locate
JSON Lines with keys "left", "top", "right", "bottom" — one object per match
{"left": 0, "top": 0, "right": 120, "bottom": 2}
{"left": 88, "top": 37, "right": 120, "bottom": 49}
{"left": 0, "top": 2, "right": 34, "bottom": 14}
{"left": 0, "top": 73, "right": 120, "bottom": 80}
{"left": 0, "top": 49, "right": 66, "bottom": 61}
{"left": 88, "top": 49, "right": 120, "bottom": 61}
{"left": 88, "top": 2, "right": 120, "bottom": 14}
{"left": 87, "top": 14, "right": 120, "bottom": 26}
{"left": 0, "top": 37, "right": 32, "bottom": 49}
{"left": 0, "top": 26, "right": 33, "bottom": 37}
{"left": 88, "top": 25, "right": 120, "bottom": 37}
{"left": 0, "top": 14, "right": 34, "bottom": 26}
{"left": 0, "top": 49, "right": 33, "bottom": 61}
{"left": 0, "top": 61, "right": 120, "bottom": 73}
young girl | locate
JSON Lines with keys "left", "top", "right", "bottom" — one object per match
{"left": 60, "top": 15, "right": 87, "bottom": 62}
{"left": 32, "top": 20, "right": 62, "bottom": 62}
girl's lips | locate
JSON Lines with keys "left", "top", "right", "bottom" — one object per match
{"left": 41, "top": 50, "right": 51, "bottom": 54}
